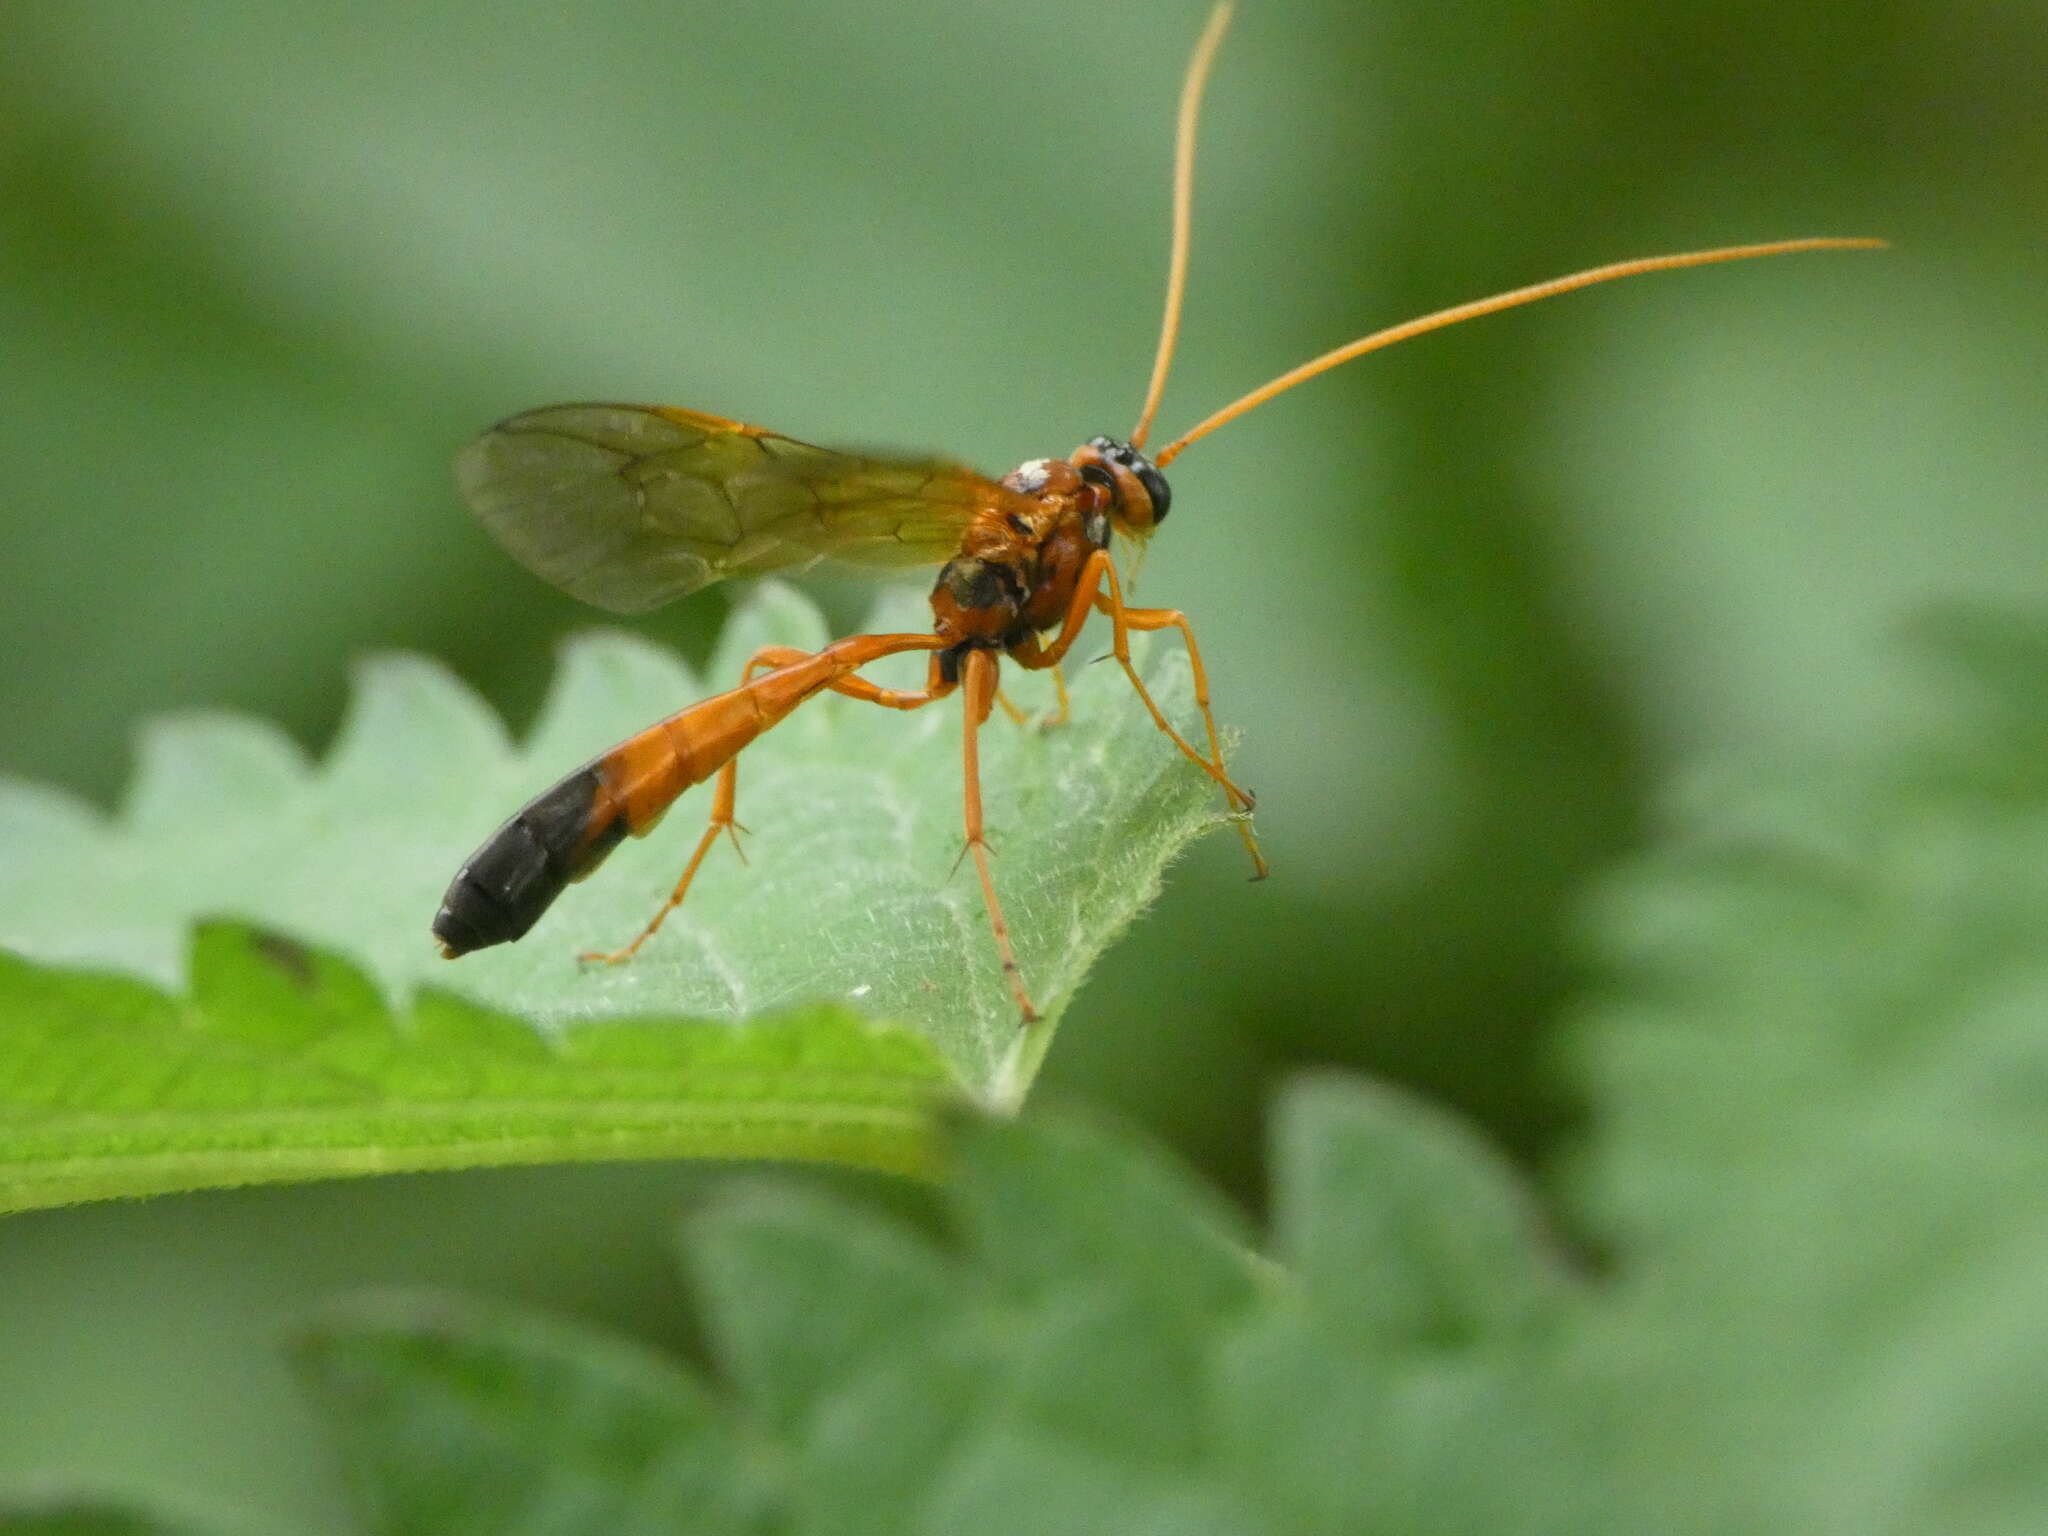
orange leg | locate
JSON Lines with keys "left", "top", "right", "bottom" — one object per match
{"left": 961, "top": 648, "right": 1038, "bottom": 1024}
{"left": 581, "top": 645, "right": 951, "bottom": 965}
{"left": 995, "top": 667, "right": 1069, "bottom": 729}
{"left": 1045, "top": 664, "right": 1071, "bottom": 727}
{"left": 1015, "top": 551, "right": 1266, "bottom": 877}
{"left": 1109, "top": 601, "right": 1264, "bottom": 871}
{"left": 577, "top": 771, "right": 741, "bottom": 965}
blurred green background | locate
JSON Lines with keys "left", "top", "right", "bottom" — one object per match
{"left": 2, "top": 0, "right": 2043, "bottom": 1529}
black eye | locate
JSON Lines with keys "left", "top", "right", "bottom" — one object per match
{"left": 1084, "top": 436, "right": 1170, "bottom": 524}
{"left": 1136, "top": 463, "right": 1170, "bottom": 523}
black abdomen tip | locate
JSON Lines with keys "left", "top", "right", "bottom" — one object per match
{"left": 431, "top": 897, "right": 497, "bottom": 958}
{"left": 432, "top": 765, "right": 627, "bottom": 958}
{"left": 432, "top": 852, "right": 539, "bottom": 956}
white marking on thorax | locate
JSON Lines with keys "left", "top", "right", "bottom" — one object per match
{"left": 1008, "top": 458, "right": 1053, "bottom": 493}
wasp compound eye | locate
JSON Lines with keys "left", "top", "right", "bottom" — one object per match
{"left": 1084, "top": 435, "right": 1172, "bottom": 524}
{"left": 1134, "top": 459, "right": 1171, "bottom": 523}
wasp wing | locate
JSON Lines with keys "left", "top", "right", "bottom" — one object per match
{"left": 455, "top": 403, "right": 1006, "bottom": 613}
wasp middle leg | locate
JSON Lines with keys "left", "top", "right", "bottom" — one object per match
{"left": 959, "top": 647, "right": 1039, "bottom": 1024}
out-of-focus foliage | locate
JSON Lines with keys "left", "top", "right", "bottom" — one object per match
{"left": 1563, "top": 611, "right": 2048, "bottom": 1533}
{"left": 12, "top": 612, "right": 2048, "bottom": 1530}
{"left": 0, "top": 1504, "right": 231, "bottom": 1536}
{"left": 2, "top": 0, "right": 2044, "bottom": 1528}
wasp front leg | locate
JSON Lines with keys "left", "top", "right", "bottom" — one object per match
{"left": 1013, "top": 550, "right": 1265, "bottom": 878}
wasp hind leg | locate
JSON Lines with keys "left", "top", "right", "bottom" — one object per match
{"left": 576, "top": 756, "right": 744, "bottom": 966}
{"left": 580, "top": 643, "right": 952, "bottom": 967}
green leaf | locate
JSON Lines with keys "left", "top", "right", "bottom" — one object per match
{"left": 0, "top": 582, "right": 1230, "bottom": 1208}
{"left": 1563, "top": 613, "right": 2048, "bottom": 1535}
{"left": 287, "top": 1088, "right": 1568, "bottom": 1536}
{"left": 0, "top": 1503, "right": 234, "bottom": 1536}
{"left": 951, "top": 1111, "right": 1259, "bottom": 1320}
{"left": 295, "top": 1293, "right": 778, "bottom": 1536}
{"left": 1268, "top": 1074, "right": 1569, "bottom": 1349}
{"left": 918, "top": 1432, "right": 1261, "bottom": 1536}
{"left": 1210, "top": 1084, "right": 1590, "bottom": 1536}
{"left": 278, "top": 610, "right": 2048, "bottom": 1533}
{"left": 0, "top": 923, "right": 945, "bottom": 1215}
{"left": 42, "top": 615, "right": 2048, "bottom": 1527}
{"left": 677, "top": 1184, "right": 959, "bottom": 1438}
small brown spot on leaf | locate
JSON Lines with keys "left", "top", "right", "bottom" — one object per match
{"left": 251, "top": 930, "right": 316, "bottom": 989}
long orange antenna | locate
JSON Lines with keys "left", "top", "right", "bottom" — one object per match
{"left": 1152, "top": 236, "right": 1886, "bottom": 466}
{"left": 1129, "top": 2, "right": 1233, "bottom": 451}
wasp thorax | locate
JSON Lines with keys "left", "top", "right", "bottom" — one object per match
{"left": 940, "top": 556, "right": 1013, "bottom": 610}
{"left": 931, "top": 555, "right": 1024, "bottom": 647}
{"left": 1071, "top": 435, "right": 1172, "bottom": 531}
{"left": 1003, "top": 457, "right": 1085, "bottom": 500}
{"left": 1003, "top": 458, "right": 1054, "bottom": 494}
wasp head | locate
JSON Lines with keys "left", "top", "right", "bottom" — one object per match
{"left": 1070, "top": 436, "right": 1172, "bottom": 534}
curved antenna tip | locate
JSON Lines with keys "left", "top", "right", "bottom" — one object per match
{"left": 1128, "top": 3, "right": 1235, "bottom": 450}
{"left": 1153, "top": 235, "right": 1888, "bottom": 465}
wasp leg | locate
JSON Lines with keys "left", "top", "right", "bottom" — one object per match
{"left": 960, "top": 647, "right": 1039, "bottom": 1024}
{"left": 996, "top": 669, "right": 1068, "bottom": 730}
{"left": 580, "top": 643, "right": 951, "bottom": 965}
{"left": 1108, "top": 600, "right": 1266, "bottom": 878}
{"left": 577, "top": 757, "right": 745, "bottom": 965}
{"left": 1015, "top": 550, "right": 1265, "bottom": 877}
{"left": 1043, "top": 664, "right": 1071, "bottom": 728}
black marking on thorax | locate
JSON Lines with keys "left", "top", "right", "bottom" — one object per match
{"left": 941, "top": 556, "right": 1025, "bottom": 612}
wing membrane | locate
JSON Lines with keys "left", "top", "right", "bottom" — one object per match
{"left": 455, "top": 403, "right": 1004, "bottom": 613}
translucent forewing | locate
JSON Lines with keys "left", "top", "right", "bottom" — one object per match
{"left": 455, "top": 403, "right": 1013, "bottom": 613}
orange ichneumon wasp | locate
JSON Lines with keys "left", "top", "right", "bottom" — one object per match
{"left": 432, "top": 3, "right": 1881, "bottom": 1024}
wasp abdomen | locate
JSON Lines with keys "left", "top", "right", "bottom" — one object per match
{"left": 432, "top": 644, "right": 869, "bottom": 959}
{"left": 432, "top": 764, "right": 629, "bottom": 956}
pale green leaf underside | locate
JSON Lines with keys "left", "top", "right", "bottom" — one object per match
{"left": 0, "top": 583, "right": 1228, "bottom": 1209}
